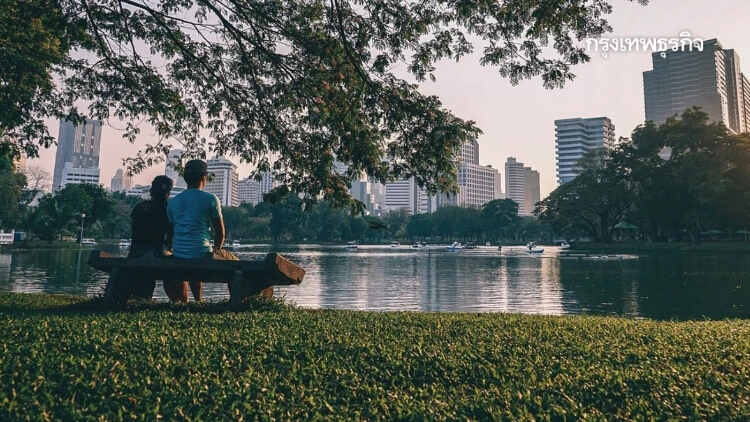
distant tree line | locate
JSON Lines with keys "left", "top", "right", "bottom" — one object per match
{"left": 224, "top": 197, "right": 550, "bottom": 243}
{"left": 536, "top": 108, "right": 750, "bottom": 243}
{"left": 2, "top": 163, "right": 550, "bottom": 243}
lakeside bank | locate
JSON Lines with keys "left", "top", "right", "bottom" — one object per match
{"left": 1, "top": 292, "right": 748, "bottom": 420}
{"left": 570, "top": 241, "right": 750, "bottom": 254}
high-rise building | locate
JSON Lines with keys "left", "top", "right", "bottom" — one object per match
{"left": 459, "top": 138, "right": 480, "bottom": 165}
{"left": 165, "top": 149, "right": 186, "bottom": 188}
{"left": 453, "top": 138, "right": 502, "bottom": 208}
{"left": 643, "top": 39, "right": 750, "bottom": 157}
{"left": 524, "top": 168, "right": 541, "bottom": 216}
{"left": 238, "top": 177, "right": 262, "bottom": 205}
{"left": 110, "top": 168, "right": 134, "bottom": 192}
{"left": 384, "top": 178, "right": 417, "bottom": 214}
{"left": 259, "top": 171, "right": 277, "bottom": 199}
{"left": 13, "top": 155, "right": 26, "bottom": 173}
{"left": 60, "top": 162, "right": 100, "bottom": 187}
{"left": 53, "top": 118, "right": 102, "bottom": 191}
{"left": 205, "top": 156, "right": 239, "bottom": 207}
{"left": 505, "top": 157, "right": 539, "bottom": 216}
{"left": 555, "top": 117, "right": 616, "bottom": 185}
{"left": 741, "top": 74, "right": 750, "bottom": 131}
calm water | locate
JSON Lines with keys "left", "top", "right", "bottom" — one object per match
{"left": 1, "top": 244, "right": 749, "bottom": 320}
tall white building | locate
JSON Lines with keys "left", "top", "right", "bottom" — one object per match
{"left": 60, "top": 162, "right": 100, "bottom": 188}
{"left": 258, "top": 171, "right": 278, "bottom": 199}
{"left": 53, "top": 118, "right": 102, "bottom": 192}
{"left": 505, "top": 157, "right": 539, "bottom": 216}
{"left": 383, "top": 178, "right": 439, "bottom": 215}
{"left": 205, "top": 156, "right": 239, "bottom": 207}
{"left": 238, "top": 177, "right": 262, "bottom": 205}
{"left": 454, "top": 138, "right": 502, "bottom": 208}
{"left": 110, "top": 168, "right": 133, "bottom": 192}
{"left": 555, "top": 117, "right": 616, "bottom": 185}
{"left": 165, "top": 149, "right": 187, "bottom": 188}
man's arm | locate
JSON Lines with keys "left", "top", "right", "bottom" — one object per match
{"left": 212, "top": 217, "right": 225, "bottom": 251}
{"left": 165, "top": 223, "right": 174, "bottom": 251}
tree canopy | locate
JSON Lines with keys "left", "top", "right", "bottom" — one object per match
{"left": 2, "top": 0, "right": 647, "bottom": 208}
{"left": 536, "top": 108, "right": 750, "bottom": 243}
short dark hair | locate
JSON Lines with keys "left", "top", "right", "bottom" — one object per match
{"left": 184, "top": 171, "right": 206, "bottom": 186}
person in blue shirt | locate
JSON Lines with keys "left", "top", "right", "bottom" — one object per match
{"left": 166, "top": 159, "right": 225, "bottom": 302}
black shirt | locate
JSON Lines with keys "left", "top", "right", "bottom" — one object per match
{"left": 129, "top": 200, "right": 170, "bottom": 257}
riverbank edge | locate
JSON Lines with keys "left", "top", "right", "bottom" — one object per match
{"left": 1, "top": 291, "right": 749, "bottom": 420}
{"left": 570, "top": 241, "right": 750, "bottom": 253}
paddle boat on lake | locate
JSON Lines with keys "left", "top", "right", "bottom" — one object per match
{"left": 446, "top": 242, "right": 463, "bottom": 251}
{"left": 525, "top": 242, "right": 544, "bottom": 254}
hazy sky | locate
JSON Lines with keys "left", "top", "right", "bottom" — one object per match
{"left": 31, "top": 0, "right": 750, "bottom": 198}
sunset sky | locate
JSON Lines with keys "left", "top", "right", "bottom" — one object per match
{"left": 31, "top": 0, "right": 750, "bottom": 198}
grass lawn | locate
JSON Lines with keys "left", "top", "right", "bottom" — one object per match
{"left": 1, "top": 292, "right": 749, "bottom": 421}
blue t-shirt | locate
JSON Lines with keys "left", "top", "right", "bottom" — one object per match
{"left": 167, "top": 188, "right": 222, "bottom": 259}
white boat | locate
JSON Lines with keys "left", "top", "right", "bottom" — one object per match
{"left": 525, "top": 242, "right": 544, "bottom": 254}
{"left": 446, "top": 242, "right": 463, "bottom": 251}
{"left": 485, "top": 241, "right": 491, "bottom": 246}
{"left": 390, "top": 241, "right": 400, "bottom": 248}
{"left": 560, "top": 241, "right": 571, "bottom": 249}
{"left": 81, "top": 238, "right": 97, "bottom": 246}
{"left": 117, "top": 239, "right": 131, "bottom": 247}
{"left": 412, "top": 242, "right": 428, "bottom": 249}
{"left": 232, "top": 240, "right": 241, "bottom": 249}
{"left": 346, "top": 241, "right": 358, "bottom": 249}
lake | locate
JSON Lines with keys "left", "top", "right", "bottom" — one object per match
{"left": 1, "top": 244, "right": 749, "bottom": 320}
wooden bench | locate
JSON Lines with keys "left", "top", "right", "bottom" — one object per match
{"left": 88, "top": 250, "right": 305, "bottom": 307}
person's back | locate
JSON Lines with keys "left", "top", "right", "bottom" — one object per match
{"left": 164, "top": 159, "right": 226, "bottom": 302}
{"left": 168, "top": 188, "right": 221, "bottom": 259}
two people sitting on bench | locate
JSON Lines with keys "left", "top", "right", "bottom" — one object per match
{"left": 127, "top": 159, "right": 226, "bottom": 303}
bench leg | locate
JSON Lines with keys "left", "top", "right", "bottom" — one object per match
{"left": 228, "top": 270, "right": 243, "bottom": 308}
{"left": 102, "top": 268, "right": 119, "bottom": 307}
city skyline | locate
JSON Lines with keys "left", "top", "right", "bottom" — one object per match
{"left": 27, "top": 0, "right": 750, "bottom": 200}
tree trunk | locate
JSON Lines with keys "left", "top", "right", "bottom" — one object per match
{"left": 599, "top": 215, "right": 612, "bottom": 243}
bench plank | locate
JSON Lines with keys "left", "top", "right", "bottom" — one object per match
{"left": 89, "top": 250, "right": 305, "bottom": 307}
{"left": 88, "top": 250, "right": 305, "bottom": 286}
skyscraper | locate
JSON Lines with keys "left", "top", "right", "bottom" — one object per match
{"left": 165, "top": 149, "right": 186, "bottom": 188}
{"left": 52, "top": 118, "right": 102, "bottom": 191}
{"left": 110, "top": 168, "right": 134, "bottom": 192}
{"left": 238, "top": 177, "right": 262, "bottom": 205}
{"left": 505, "top": 157, "right": 526, "bottom": 214}
{"left": 505, "top": 157, "right": 539, "bottom": 217}
{"left": 643, "top": 39, "right": 750, "bottom": 137}
{"left": 454, "top": 138, "right": 501, "bottom": 208}
{"left": 205, "top": 156, "right": 239, "bottom": 207}
{"left": 524, "top": 167, "right": 540, "bottom": 216}
{"left": 555, "top": 117, "right": 616, "bottom": 185}
{"left": 259, "top": 171, "right": 277, "bottom": 198}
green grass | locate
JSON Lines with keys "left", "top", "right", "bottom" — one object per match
{"left": 1, "top": 292, "right": 749, "bottom": 421}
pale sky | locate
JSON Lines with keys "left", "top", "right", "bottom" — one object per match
{"left": 31, "top": 0, "right": 750, "bottom": 198}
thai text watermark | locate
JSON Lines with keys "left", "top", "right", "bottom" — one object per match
{"left": 585, "top": 31, "right": 704, "bottom": 59}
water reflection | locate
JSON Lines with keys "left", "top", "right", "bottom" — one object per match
{"left": 1, "top": 245, "right": 749, "bottom": 320}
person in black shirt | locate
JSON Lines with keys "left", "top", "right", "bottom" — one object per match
{"left": 124, "top": 175, "right": 173, "bottom": 300}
